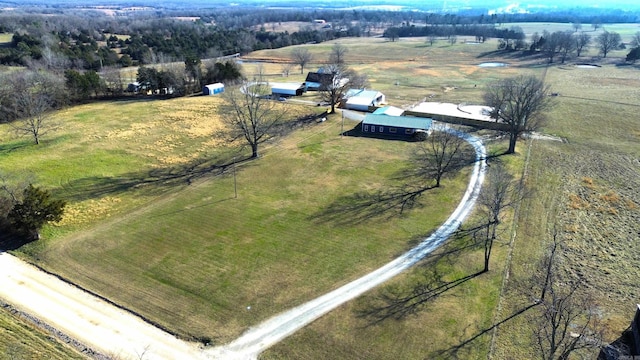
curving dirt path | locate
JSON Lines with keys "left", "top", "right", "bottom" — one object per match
{"left": 207, "top": 127, "right": 487, "bottom": 359}
{"left": 0, "top": 127, "right": 485, "bottom": 360}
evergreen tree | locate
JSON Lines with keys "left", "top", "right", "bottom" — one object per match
{"left": 8, "top": 185, "right": 66, "bottom": 240}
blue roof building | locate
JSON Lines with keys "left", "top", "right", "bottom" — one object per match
{"left": 361, "top": 114, "right": 432, "bottom": 139}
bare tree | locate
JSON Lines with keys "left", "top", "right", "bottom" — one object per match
{"left": 427, "top": 35, "right": 438, "bottom": 46}
{"left": 280, "top": 63, "right": 293, "bottom": 77}
{"left": 221, "top": 73, "right": 287, "bottom": 158}
{"left": 530, "top": 32, "right": 542, "bottom": 51}
{"left": 533, "top": 285, "right": 603, "bottom": 360}
{"left": 541, "top": 31, "right": 574, "bottom": 64}
{"left": 319, "top": 45, "right": 366, "bottom": 114}
{"left": 328, "top": 43, "right": 348, "bottom": 70}
{"left": 484, "top": 75, "right": 553, "bottom": 154}
{"left": 319, "top": 64, "right": 351, "bottom": 114}
{"left": 573, "top": 32, "right": 591, "bottom": 57}
{"left": 101, "top": 66, "right": 125, "bottom": 97}
{"left": 595, "top": 31, "right": 621, "bottom": 58}
{"left": 541, "top": 30, "right": 562, "bottom": 64}
{"left": 530, "top": 231, "right": 604, "bottom": 360}
{"left": 385, "top": 27, "right": 400, "bottom": 42}
{"left": 556, "top": 31, "right": 576, "bottom": 64}
{"left": 291, "top": 47, "right": 313, "bottom": 75}
{"left": 571, "top": 21, "right": 582, "bottom": 33}
{"left": 10, "top": 92, "right": 55, "bottom": 145}
{"left": 477, "top": 163, "right": 520, "bottom": 272}
{"left": 414, "top": 129, "right": 466, "bottom": 188}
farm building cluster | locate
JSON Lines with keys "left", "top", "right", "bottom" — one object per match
{"left": 198, "top": 67, "right": 499, "bottom": 140}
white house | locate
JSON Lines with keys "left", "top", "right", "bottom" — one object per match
{"left": 344, "top": 89, "right": 386, "bottom": 112}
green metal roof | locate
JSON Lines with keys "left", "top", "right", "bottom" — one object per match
{"left": 363, "top": 114, "right": 432, "bottom": 130}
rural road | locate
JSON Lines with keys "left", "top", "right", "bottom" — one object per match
{"left": 0, "top": 126, "right": 486, "bottom": 360}
{"left": 0, "top": 252, "right": 210, "bottom": 360}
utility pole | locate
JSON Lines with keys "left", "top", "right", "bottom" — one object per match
{"left": 233, "top": 158, "right": 238, "bottom": 199}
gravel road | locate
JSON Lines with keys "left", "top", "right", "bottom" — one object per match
{"left": 0, "top": 252, "right": 210, "bottom": 360}
{"left": 0, "top": 127, "right": 485, "bottom": 360}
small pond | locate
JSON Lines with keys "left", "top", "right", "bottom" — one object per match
{"left": 478, "top": 62, "right": 508, "bottom": 68}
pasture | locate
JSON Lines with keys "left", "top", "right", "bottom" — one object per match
{"left": 2, "top": 24, "right": 639, "bottom": 359}
{"left": 243, "top": 35, "right": 640, "bottom": 358}
{"left": 2, "top": 88, "right": 476, "bottom": 345}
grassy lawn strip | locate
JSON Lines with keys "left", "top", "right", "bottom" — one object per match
{"left": 261, "top": 139, "right": 522, "bottom": 360}
{"left": 0, "top": 304, "right": 85, "bottom": 359}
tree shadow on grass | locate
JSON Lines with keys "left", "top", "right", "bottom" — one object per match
{"left": 356, "top": 225, "right": 486, "bottom": 325}
{"left": 357, "top": 270, "right": 484, "bottom": 325}
{"left": 56, "top": 154, "right": 249, "bottom": 203}
{"left": 55, "top": 112, "right": 326, "bottom": 203}
{"left": 433, "top": 303, "right": 539, "bottom": 359}
{"left": 0, "top": 228, "right": 34, "bottom": 251}
{"left": 0, "top": 140, "right": 32, "bottom": 154}
{"left": 310, "top": 184, "right": 435, "bottom": 226}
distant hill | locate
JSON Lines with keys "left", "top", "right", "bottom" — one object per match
{"left": 1, "top": 0, "right": 639, "bottom": 12}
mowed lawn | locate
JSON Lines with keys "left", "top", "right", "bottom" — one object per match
{"left": 2, "top": 87, "right": 475, "bottom": 344}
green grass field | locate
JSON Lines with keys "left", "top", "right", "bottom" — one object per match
{"left": 2, "top": 22, "right": 639, "bottom": 359}
{"left": 2, "top": 87, "right": 477, "bottom": 346}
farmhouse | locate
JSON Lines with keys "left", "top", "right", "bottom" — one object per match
{"left": 203, "top": 83, "right": 225, "bottom": 95}
{"left": 271, "top": 82, "right": 305, "bottom": 97}
{"left": 343, "top": 89, "right": 386, "bottom": 111}
{"left": 361, "top": 113, "right": 432, "bottom": 139}
{"left": 304, "top": 71, "right": 348, "bottom": 91}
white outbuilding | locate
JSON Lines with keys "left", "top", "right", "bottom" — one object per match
{"left": 203, "top": 83, "right": 225, "bottom": 95}
{"left": 343, "top": 89, "right": 386, "bottom": 112}
{"left": 270, "top": 82, "right": 305, "bottom": 97}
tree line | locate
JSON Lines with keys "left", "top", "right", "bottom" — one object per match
{"left": 3, "top": 7, "right": 640, "bottom": 70}
{"left": 385, "top": 23, "right": 639, "bottom": 64}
